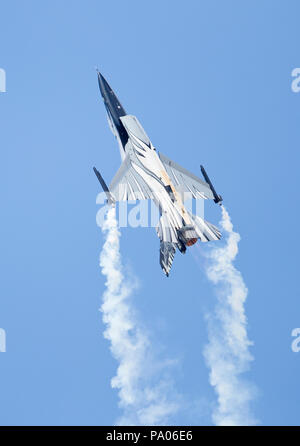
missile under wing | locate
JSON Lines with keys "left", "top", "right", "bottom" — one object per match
{"left": 94, "top": 71, "right": 223, "bottom": 276}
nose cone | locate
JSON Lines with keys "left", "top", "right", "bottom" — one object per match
{"left": 97, "top": 70, "right": 126, "bottom": 119}
{"left": 96, "top": 70, "right": 129, "bottom": 151}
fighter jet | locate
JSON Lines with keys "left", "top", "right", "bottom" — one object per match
{"left": 94, "top": 71, "right": 223, "bottom": 276}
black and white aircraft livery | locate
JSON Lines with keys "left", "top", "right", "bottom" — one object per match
{"left": 94, "top": 71, "right": 223, "bottom": 276}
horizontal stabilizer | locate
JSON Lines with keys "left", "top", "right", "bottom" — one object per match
{"left": 188, "top": 212, "right": 221, "bottom": 242}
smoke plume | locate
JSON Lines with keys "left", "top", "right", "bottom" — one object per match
{"left": 99, "top": 206, "right": 179, "bottom": 425}
{"left": 203, "top": 206, "right": 257, "bottom": 426}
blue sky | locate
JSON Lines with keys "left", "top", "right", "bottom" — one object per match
{"left": 0, "top": 0, "right": 300, "bottom": 425}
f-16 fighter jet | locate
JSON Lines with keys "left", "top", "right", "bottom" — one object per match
{"left": 94, "top": 71, "right": 223, "bottom": 276}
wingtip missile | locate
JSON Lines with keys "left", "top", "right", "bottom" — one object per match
{"left": 93, "top": 167, "right": 115, "bottom": 205}
{"left": 200, "top": 165, "right": 223, "bottom": 205}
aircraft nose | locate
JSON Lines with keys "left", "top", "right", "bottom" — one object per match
{"left": 96, "top": 70, "right": 128, "bottom": 151}
{"left": 96, "top": 70, "right": 126, "bottom": 118}
{"left": 96, "top": 70, "right": 108, "bottom": 98}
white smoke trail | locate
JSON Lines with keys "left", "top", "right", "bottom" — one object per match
{"left": 99, "top": 206, "right": 179, "bottom": 425}
{"left": 203, "top": 206, "right": 257, "bottom": 426}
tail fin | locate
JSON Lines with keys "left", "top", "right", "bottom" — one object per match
{"left": 188, "top": 212, "right": 221, "bottom": 242}
{"left": 159, "top": 241, "right": 176, "bottom": 277}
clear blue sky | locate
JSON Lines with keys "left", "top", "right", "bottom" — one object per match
{"left": 0, "top": 0, "right": 300, "bottom": 426}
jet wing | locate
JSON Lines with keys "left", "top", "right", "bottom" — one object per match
{"left": 158, "top": 152, "right": 215, "bottom": 200}
{"left": 109, "top": 154, "right": 153, "bottom": 201}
